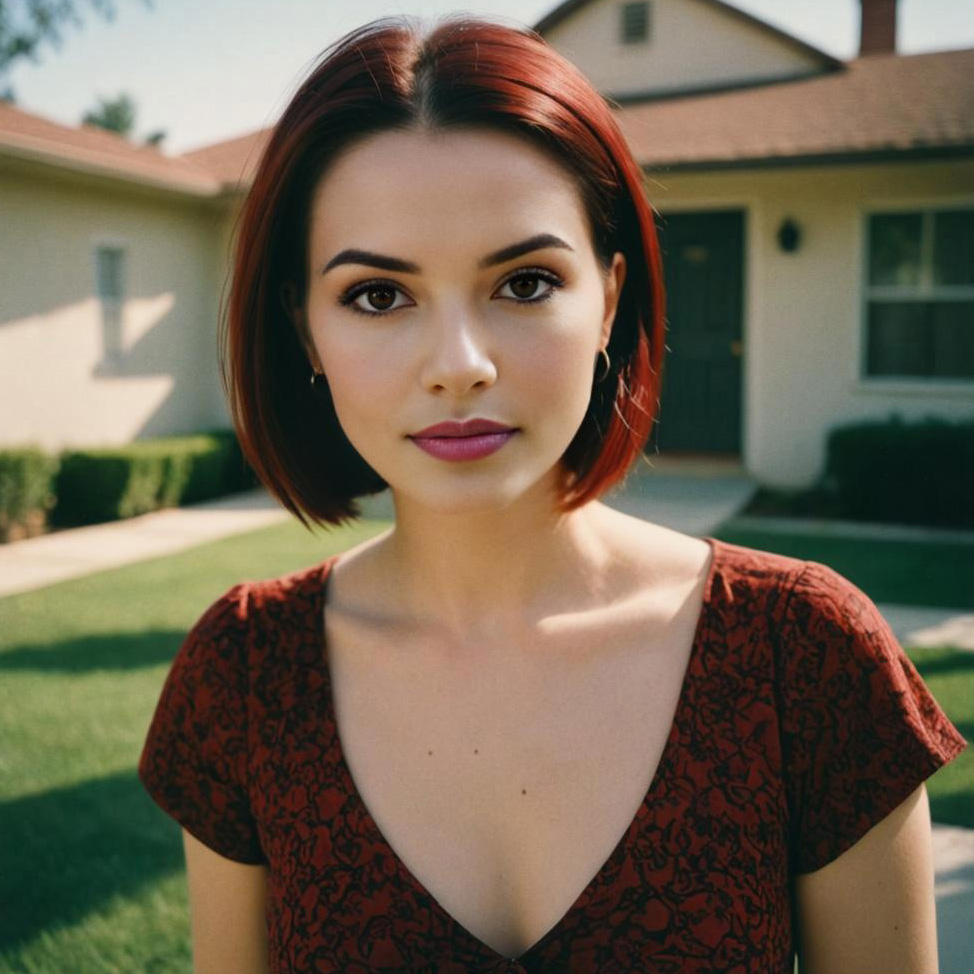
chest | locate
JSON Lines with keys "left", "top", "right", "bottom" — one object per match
{"left": 318, "top": 602, "right": 703, "bottom": 959}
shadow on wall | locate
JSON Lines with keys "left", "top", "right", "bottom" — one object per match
{"left": 0, "top": 286, "right": 220, "bottom": 444}
{"left": 93, "top": 289, "right": 221, "bottom": 439}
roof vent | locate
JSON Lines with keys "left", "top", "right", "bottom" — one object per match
{"left": 859, "top": 0, "right": 897, "bottom": 56}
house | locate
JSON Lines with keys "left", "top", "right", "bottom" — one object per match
{"left": 0, "top": 104, "right": 238, "bottom": 446}
{"left": 1, "top": 0, "right": 971, "bottom": 489}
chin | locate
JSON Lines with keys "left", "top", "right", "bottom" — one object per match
{"left": 392, "top": 468, "right": 561, "bottom": 518}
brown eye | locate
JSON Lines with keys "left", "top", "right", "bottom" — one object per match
{"left": 364, "top": 286, "right": 396, "bottom": 310}
{"left": 510, "top": 275, "right": 541, "bottom": 299}
{"left": 496, "top": 270, "right": 561, "bottom": 303}
{"left": 341, "top": 281, "right": 411, "bottom": 316}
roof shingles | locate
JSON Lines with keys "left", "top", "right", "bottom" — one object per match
{"left": 615, "top": 48, "right": 974, "bottom": 169}
{"left": 0, "top": 101, "right": 222, "bottom": 195}
{"left": 2, "top": 47, "right": 972, "bottom": 191}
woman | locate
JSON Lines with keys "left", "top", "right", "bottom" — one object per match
{"left": 139, "top": 17, "right": 965, "bottom": 973}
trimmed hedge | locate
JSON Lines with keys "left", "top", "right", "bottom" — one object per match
{"left": 825, "top": 416, "right": 974, "bottom": 529}
{"left": 0, "top": 430, "right": 258, "bottom": 539}
{"left": 0, "top": 448, "right": 60, "bottom": 542}
{"left": 37, "top": 430, "right": 257, "bottom": 529}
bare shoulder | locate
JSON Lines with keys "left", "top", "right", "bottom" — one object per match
{"left": 592, "top": 503, "right": 714, "bottom": 595}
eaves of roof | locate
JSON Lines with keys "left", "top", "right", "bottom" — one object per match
{"left": 178, "top": 127, "right": 271, "bottom": 191}
{"left": 0, "top": 101, "right": 224, "bottom": 199}
{"left": 615, "top": 47, "right": 974, "bottom": 171}
{"left": 650, "top": 143, "right": 974, "bottom": 174}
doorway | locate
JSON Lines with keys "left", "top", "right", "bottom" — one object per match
{"left": 649, "top": 209, "right": 745, "bottom": 455}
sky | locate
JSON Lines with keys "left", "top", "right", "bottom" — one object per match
{"left": 4, "top": 0, "right": 974, "bottom": 155}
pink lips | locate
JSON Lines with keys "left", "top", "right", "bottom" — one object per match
{"left": 408, "top": 419, "right": 518, "bottom": 462}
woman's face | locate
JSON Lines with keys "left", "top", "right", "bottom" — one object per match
{"left": 296, "top": 126, "right": 625, "bottom": 514}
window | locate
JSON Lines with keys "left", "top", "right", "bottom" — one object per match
{"left": 864, "top": 208, "right": 974, "bottom": 380}
{"left": 96, "top": 244, "right": 126, "bottom": 362}
{"left": 97, "top": 245, "right": 124, "bottom": 301}
{"left": 620, "top": 1, "right": 650, "bottom": 44}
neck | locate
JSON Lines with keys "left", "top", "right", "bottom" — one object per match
{"left": 381, "top": 478, "right": 616, "bottom": 642}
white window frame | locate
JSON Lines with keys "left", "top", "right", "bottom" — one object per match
{"left": 858, "top": 200, "right": 974, "bottom": 393}
{"left": 92, "top": 238, "right": 128, "bottom": 364}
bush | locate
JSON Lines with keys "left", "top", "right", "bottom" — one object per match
{"left": 824, "top": 416, "right": 974, "bottom": 528}
{"left": 52, "top": 430, "right": 257, "bottom": 528}
{"left": 180, "top": 429, "right": 255, "bottom": 503}
{"left": 0, "top": 448, "right": 60, "bottom": 541}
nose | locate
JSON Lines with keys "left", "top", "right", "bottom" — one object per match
{"left": 420, "top": 311, "right": 497, "bottom": 397}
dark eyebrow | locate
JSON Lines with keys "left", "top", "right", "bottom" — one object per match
{"left": 321, "top": 233, "right": 574, "bottom": 276}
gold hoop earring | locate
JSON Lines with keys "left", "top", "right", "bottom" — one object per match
{"left": 309, "top": 370, "right": 324, "bottom": 390}
{"left": 595, "top": 347, "right": 612, "bottom": 383}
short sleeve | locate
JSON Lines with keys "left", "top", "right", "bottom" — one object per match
{"left": 776, "top": 560, "right": 966, "bottom": 874}
{"left": 138, "top": 583, "right": 267, "bottom": 865}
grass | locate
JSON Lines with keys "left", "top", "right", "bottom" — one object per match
{"left": 0, "top": 517, "right": 387, "bottom": 973}
{"left": 714, "top": 522, "right": 974, "bottom": 609}
{"left": 0, "top": 515, "right": 970, "bottom": 972}
{"left": 907, "top": 648, "right": 974, "bottom": 828}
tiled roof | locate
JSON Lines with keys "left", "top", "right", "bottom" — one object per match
{"left": 3, "top": 47, "right": 971, "bottom": 194}
{"left": 182, "top": 49, "right": 973, "bottom": 185}
{"left": 0, "top": 100, "right": 222, "bottom": 196}
{"left": 615, "top": 47, "right": 974, "bottom": 170}
{"left": 179, "top": 128, "right": 270, "bottom": 190}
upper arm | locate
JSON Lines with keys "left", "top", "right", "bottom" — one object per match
{"left": 794, "top": 784, "right": 939, "bottom": 974}
{"left": 183, "top": 828, "right": 270, "bottom": 974}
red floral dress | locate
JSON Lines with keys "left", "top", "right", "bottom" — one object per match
{"left": 138, "top": 537, "right": 966, "bottom": 973}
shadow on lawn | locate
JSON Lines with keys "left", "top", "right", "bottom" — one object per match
{"left": 0, "top": 767, "right": 184, "bottom": 951}
{"left": 0, "top": 629, "right": 187, "bottom": 673}
{"left": 913, "top": 653, "right": 974, "bottom": 680}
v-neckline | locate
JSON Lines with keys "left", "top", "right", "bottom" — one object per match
{"left": 310, "top": 535, "right": 723, "bottom": 963}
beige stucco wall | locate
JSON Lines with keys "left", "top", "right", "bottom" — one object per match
{"left": 545, "top": 0, "right": 823, "bottom": 98}
{"left": 0, "top": 158, "right": 230, "bottom": 450}
{"left": 4, "top": 146, "right": 970, "bottom": 489}
{"left": 210, "top": 197, "right": 245, "bottom": 429}
{"left": 647, "top": 157, "right": 974, "bottom": 488}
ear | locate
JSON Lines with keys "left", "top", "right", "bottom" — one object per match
{"left": 280, "top": 280, "right": 303, "bottom": 326}
{"left": 280, "top": 280, "right": 321, "bottom": 371}
{"left": 601, "top": 252, "right": 626, "bottom": 348}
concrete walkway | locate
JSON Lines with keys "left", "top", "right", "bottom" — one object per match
{"left": 1, "top": 470, "right": 970, "bottom": 972}
{"left": 0, "top": 489, "right": 289, "bottom": 597}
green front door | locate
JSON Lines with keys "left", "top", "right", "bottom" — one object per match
{"left": 649, "top": 210, "right": 744, "bottom": 454}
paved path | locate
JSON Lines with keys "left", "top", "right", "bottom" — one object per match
{"left": 1, "top": 473, "right": 970, "bottom": 972}
{"left": 0, "top": 489, "right": 289, "bottom": 597}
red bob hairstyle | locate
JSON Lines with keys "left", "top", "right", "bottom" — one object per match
{"left": 222, "top": 16, "right": 666, "bottom": 527}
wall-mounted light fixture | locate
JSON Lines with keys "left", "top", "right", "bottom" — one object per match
{"left": 777, "top": 217, "right": 801, "bottom": 253}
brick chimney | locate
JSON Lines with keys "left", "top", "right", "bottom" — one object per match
{"left": 859, "top": 0, "right": 897, "bottom": 56}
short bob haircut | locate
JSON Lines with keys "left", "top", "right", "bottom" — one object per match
{"left": 222, "top": 16, "right": 666, "bottom": 527}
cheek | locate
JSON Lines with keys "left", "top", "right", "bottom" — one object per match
{"left": 313, "top": 336, "right": 396, "bottom": 431}
{"left": 521, "top": 319, "right": 601, "bottom": 419}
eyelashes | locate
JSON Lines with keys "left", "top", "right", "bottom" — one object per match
{"left": 338, "top": 280, "right": 410, "bottom": 316}
{"left": 337, "top": 267, "right": 565, "bottom": 318}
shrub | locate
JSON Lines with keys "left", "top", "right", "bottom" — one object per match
{"left": 824, "top": 416, "right": 974, "bottom": 528}
{"left": 0, "top": 448, "right": 60, "bottom": 541}
{"left": 52, "top": 431, "right": 257, "bottom": 528}
{"left": 181, "top": 429, "right": 255, "bottom": 503}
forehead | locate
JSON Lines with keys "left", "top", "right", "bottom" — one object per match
{"left": 307, "top": 127, "right": 592, "bottom": 261}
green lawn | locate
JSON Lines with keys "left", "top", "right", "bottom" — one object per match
{"left": 0, "top": 516, "right": 970, "bottom": 972}
{"left": 0, "top": 518, "right": 387, "bottom": 973}
{"left": 715, "top": 522, "right": 974, "bottom": 609}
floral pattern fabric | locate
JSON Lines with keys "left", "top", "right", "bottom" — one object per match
{"left": 138, "top": 537, "right": 966, "bottom": 973}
